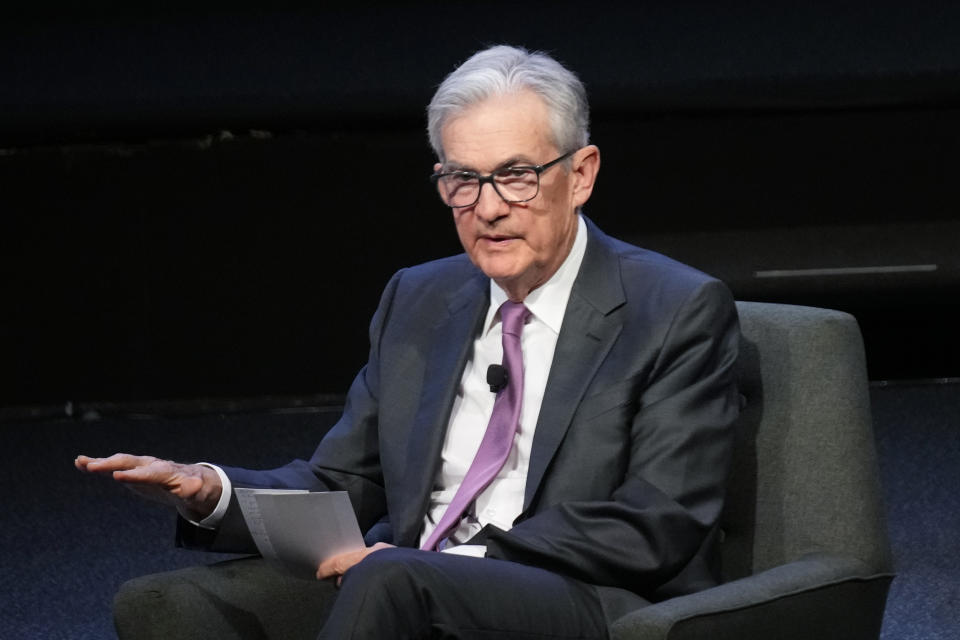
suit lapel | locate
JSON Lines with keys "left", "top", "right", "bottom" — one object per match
{"left": 523, "top": 221, "right": 626, "bottom": 509}
{"left": 396, "top": 273, "right": 488, "bottom": 546}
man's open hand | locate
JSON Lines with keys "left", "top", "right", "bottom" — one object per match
{"left": 75, "top": 453, "right": 222, "bottom": 520}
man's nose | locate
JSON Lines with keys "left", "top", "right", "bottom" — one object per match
{"left": 474, "top": 181, "right": 509, "bottom": 221}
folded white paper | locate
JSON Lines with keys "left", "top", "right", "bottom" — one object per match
{"left": 235, "top": 488, "right": 365, "bottom": 579}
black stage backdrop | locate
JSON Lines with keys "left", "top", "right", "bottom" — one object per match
{"left": 2, "top": 2, "right": 959, "bottom": 408}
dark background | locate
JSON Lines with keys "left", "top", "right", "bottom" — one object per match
{"left": 2, "top": 2, "right": 959, "bottom": 411}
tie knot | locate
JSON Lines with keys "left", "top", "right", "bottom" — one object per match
{"left": 499, "top": 301, "right": 530, "bottom": 338}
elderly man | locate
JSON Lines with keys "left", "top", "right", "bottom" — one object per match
{"left": 77, "top": 45, "right": 740, "bottom": 639}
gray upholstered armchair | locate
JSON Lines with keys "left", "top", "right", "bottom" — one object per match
{"left": 611, "top": 302, "right": 895, "bottom": 639}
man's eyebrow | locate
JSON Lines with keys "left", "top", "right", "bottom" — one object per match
{"left": 439, "top": 161, "right": 475, "bottom": 173}
{"left": 441, "top": 155, "right": 536, "bottom": 173}
{"left": 493, "top": 155, "right": 536, "bottom": 170}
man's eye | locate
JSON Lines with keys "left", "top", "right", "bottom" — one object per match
{"left": 496, "top": 168, "right": 535, "bottom": 183}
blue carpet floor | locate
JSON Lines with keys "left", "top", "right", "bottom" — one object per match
{"left": 1, "top": 382, "right": 957, "bottom": 639}
{"left": 872, "top": 382, "right": 960, "bottom": 639}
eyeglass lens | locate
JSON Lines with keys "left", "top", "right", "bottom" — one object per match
{"left": 438, "top": 168, "right": 539, "bottom": 207}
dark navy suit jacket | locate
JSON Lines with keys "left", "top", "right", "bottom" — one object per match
{"left": 190, "top": 217, "right": 740, "bottom": 611}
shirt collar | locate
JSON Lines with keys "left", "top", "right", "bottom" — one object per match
{"left": 486, "top": 214, "right": 587, "bottom": 335}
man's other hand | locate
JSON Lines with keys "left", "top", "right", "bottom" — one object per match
{"left": 75, "top": 453, "right": 222, "bottom": 520}
{"left": 316, "top": 542, "right": 395, "bottom": 584}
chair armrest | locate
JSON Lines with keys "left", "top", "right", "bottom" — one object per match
{"left": 610, "top": 553, "right": 894, "bottom": 640}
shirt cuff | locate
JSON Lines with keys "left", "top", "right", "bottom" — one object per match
{"left": 439, "top": 544, "right": 486, "bottom": 558}
{"left": 175, "top": 462, "right": 232, "bottom": 530}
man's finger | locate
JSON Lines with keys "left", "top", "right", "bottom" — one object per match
{"left": 76, "top": 453, "right": 156, "bottom": 474}
{"left": 316, "top": 543, "right": 395, "bottom": 580}
{"left": 316, "top": 548, "right": 367, "bottom": 580}
{"left": 111, "top": 463, "right": 174, "bottom": 484}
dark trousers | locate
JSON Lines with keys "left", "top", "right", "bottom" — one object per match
{"left": 114, "top": 549, "right": 612, "bottom": 639}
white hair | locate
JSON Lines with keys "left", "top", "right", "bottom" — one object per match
{"left": 427, "top": 45, "right": 590, "bottom": 160}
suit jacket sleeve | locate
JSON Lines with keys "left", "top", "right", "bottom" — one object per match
{"left": 485, "top": 279, "right": 740, "bottom": 598}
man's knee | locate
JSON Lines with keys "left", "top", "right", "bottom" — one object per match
{"left": 319, "top": 549, "right": 442, "bottom": 639}
{"left": 114, "top": 571, "right": 203, "bottom": 640}
{"left": 114, "top": 559, "right": 338, "bottom": 640}
{"left": 342, "top": 547, "right": 434, "bottom": 594}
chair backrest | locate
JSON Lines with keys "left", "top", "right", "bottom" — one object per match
{"left": 720, "top": 302, "right": 893, "bottom": 582}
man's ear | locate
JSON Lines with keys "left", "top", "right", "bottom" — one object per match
{"left": 570, "top": 145, "right": 600, "bottom": 208}
{"left": 433, "top": 162, "right": 443, "bottom": 173}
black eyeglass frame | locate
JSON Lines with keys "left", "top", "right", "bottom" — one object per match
{"left": 430, "top": 150, "right": 575, "bottom": 208}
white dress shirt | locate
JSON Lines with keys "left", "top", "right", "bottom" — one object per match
{"left": 195, "top": 216, "right": 588, "bottom": 556}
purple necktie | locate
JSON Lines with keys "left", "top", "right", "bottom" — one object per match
{"left": 421, "top": 301, "right": 530, "bottom": 551}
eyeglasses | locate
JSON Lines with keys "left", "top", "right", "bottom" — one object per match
{"left": 430, "top": 150, "right": 574, "bottom": 208}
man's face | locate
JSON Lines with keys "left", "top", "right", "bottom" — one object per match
{"left": 437, "top": 90, "right": 597, "bottom": 300}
